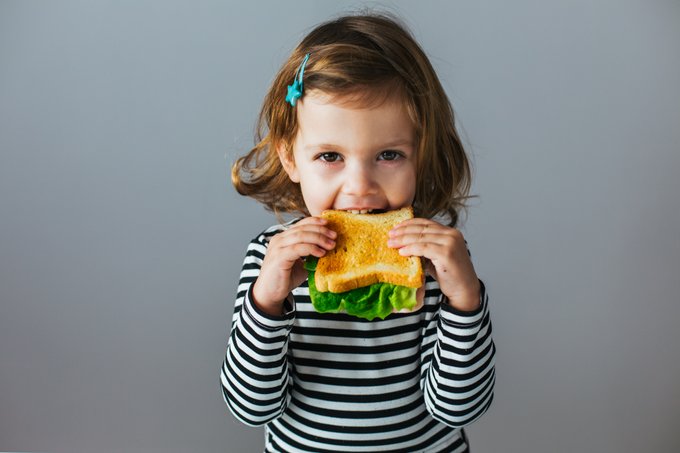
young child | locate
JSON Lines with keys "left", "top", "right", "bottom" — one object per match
{"left": 222, "top": 13, "right": 495, "bottom": 453}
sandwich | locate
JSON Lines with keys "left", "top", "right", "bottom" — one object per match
{"left": 304, "top": 207, "right": 423, "bottom": 320}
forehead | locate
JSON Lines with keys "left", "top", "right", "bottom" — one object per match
{"left": 296, "top": 90, "right": 415, "bottom": 146}
{"left": 305, "top": 81, "right": 409, "bottom": 110}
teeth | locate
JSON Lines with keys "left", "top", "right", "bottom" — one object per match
{"left": 347, "top": 209, "right": 373, "bottom": 214}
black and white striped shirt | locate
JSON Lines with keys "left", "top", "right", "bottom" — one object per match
{"left": 221, "top": 221, "right": 495, "bottom": 452}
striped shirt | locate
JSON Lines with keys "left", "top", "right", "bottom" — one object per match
{"left": 221, "top": 221, "right": 495, "bottom": 452}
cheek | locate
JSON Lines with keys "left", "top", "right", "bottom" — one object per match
{"left": 391, "top": 166, "right": 417, "bottom": 204}
{"left": 297, "top": 172, "right": 336, "bottom": 215}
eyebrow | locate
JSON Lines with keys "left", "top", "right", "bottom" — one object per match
{"left": 304, "top": 139, "right": 414, "bottom": 151}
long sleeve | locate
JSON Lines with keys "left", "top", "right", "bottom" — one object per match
{"left": 420, "top": 279, "right": 496, "bottom": 427}
{"left": 221, "top": 232, "right": 295, "bottom": 426}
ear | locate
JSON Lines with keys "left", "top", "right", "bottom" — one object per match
{"left": 276, "top": 144, "right": 300, "bottom": 183}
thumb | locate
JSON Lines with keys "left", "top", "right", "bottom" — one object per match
{"left": 292, "top": 259, "right": 310, "bottom": 287}
{"left": 422, "top": 258, "right": 436, "bottom": 277}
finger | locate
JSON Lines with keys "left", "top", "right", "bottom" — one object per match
{"left": 389, "top": 217, "right": 441, "bottom": 231}
{"left": 394, "top": 242, "right": 464, "bottom": 269}
{"left": 389, "top": 220, "right": 451, "bottom": 238}
{"left": 275, "top": 230, "right": 337, "bottom": 251}
{"left": 389, "top": 222, "right": 464, "bottom": 249}
{"left": 276, "top": 222, "right": 337, "bottom": 245}
{"left": 388, "top": 232, "right": 452, "bottom": 249}
{"left": 286, "top": 218, "right": 337, "bottom": 239}
{"left": 274, "top": 242, "right": 333, "bottom": 267}
{"left": 289, "top": 243, "right": 332, "bottom": 259}
{"left": 394, "top": 241, "right": 441, "bottom": 258}
{"left": 389, "top": 227, "right": 452, "bottom": 244}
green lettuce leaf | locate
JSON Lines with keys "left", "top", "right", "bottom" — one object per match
{"left": 304, "top": 257, "right": 418, "bottom": 321}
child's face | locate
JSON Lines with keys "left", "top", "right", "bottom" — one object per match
{"left": 279, "top": 90, "right": 417, "bottom": 217}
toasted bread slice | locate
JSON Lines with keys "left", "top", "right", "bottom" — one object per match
{"left": 315, "top": 207, "right": 423, "bottom": 293}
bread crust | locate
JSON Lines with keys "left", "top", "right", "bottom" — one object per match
{"left": 315, "top": 207, "right": 423, "bottom": 293}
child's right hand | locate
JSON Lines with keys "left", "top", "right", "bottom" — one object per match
{"left": 252, "top": 217, "right": 337, "bottom": 316}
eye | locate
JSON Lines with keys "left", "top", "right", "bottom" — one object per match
{"left": 317, "top": 152, "right": 342, "bottom": 163}
{"left": 378, "top": 150, "right": 403, "bottom": 161}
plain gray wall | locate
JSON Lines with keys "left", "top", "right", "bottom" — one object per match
{"left": 1, "top": 1, "right": 679, "bottom": 452}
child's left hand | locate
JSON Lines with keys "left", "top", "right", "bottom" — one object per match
{"left": 388, "top": 218, "right": 481, "bottom": 312}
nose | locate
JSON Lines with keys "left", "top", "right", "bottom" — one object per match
{"left": 341, "top": 162, "right": 378, "bottom": 197}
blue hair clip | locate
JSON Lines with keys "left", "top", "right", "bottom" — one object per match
{"left": 286, "top": 53, "right": 310, "bottom": 107}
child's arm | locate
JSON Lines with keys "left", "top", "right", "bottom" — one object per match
{"left": 420, "top": 280, "right": 495, "bottom": 427}
{"left": 389, "top": 219, "right": 496, "bottom": 426}
{"left": 221, "top": 218, "right": 336, "bottom": 426}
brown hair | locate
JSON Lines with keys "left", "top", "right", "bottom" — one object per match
{"left": 232, "top": 12, "right": 473, "bottom": 227}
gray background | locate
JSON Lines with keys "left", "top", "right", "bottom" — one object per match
{"left": 1, "top": 1, "right": 679, "bottom": 452}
